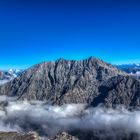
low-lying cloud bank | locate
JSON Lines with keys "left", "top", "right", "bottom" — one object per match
{"left": 0, "top": 96, "right": 140, "bottom": 139}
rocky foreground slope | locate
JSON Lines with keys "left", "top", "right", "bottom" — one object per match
{"left": 0, "top": 132, "right": 78, "bottom": 140}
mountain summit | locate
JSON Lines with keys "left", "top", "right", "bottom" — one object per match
{"left": 0, "top": 57, "right": 140, "bottom": 107}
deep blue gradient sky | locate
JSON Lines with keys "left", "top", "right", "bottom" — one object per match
{"left": 0, "top": 0, "right": 140, "bottom": 69}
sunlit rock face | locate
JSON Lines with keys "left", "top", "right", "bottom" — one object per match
{"left": 0, "top": 57, "right": 126, "bottom": 106}
{"left": 1, "top": 57, "right": 140, "bottom": 108}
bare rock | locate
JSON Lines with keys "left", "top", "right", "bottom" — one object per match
{"left": 0, "top": 57, "right": 124, "bottom": 106}
{"left": 91, "top": 75, "right": 140, "bottom": 107}
{"left": 51, "top": 132, "right": 79, "bottom": 140}
{"left": 0, "top": 131, "right": 38, "bottom": 140}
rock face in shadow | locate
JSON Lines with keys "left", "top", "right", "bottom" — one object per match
{"left": 0, "top": 57, "right": 125, "bottom": 105}
{"left": 91, "top": 75, "right": 140, "bottom": 107}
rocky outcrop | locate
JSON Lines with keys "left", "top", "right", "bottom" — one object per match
{"left": 51, "top": 132, "right": 79, "bottom": 140}
{"left": 0, "top": 131, "right": 38, "bottom": 140}
{"left": 0, "top": 131, "right": 139, "bottom": 140}
{"left": 0, "top": 57, "right": 125, "bottom": 105}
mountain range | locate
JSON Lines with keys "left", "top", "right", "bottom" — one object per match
{"left": 0, "top": 69, "right": 23, "bottom": 85}
{"left": 116, "top": 63, "right": 140, "bottom": 76}
{"left": 1, "top": 57, "right": 140, "bottom": 107}
{"left": 1, "top": 60, "right": 140, "bottom": 85}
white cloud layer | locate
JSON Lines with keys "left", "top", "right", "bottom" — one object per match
{"left": 0, "top": 96, "right": 139, "bottom": 139}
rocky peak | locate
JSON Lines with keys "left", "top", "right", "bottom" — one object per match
{"left": 0, "top": 131, "right": 38, "bottom": 140}
{"left": 0, "top": 57, "right": 125, "bottom": 105}
{"left": 51, "top": 132, "right": 79, "bottom": 140}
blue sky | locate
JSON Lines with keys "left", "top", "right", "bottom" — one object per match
{"left": 0, "top": 0, "right": 140, "bottom": 69}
